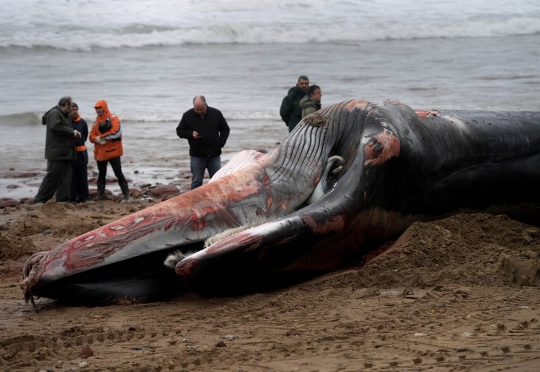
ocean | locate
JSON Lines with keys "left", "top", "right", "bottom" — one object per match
{"left": 1, "top": 0, "right": 539, "bottom": 199}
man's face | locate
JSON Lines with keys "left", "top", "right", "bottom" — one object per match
{"left": 62, "top": 102, "right": 72, "bottom": 114}
{"left": 95, "top": 107, "right": 104, "bottom": 116}
{"left": 297, "top": 79, "right": 309, "bottom": 93}
{"left": 71, "top": 106, "right": 79, "bottom": 120}
{"left": 311, "top": 89, "right": 322, "bottom": 102}
{"left": 194, "top": 100, "right": 207, "bottom": 117}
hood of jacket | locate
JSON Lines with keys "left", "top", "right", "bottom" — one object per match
{"left": 94, "top": 99, "right": 111, "bottom": 122}
{"left": 299, "top": 96, "right": 319, "bottom": 109}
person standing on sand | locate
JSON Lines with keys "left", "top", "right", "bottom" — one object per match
{"left": 300, "top": 85, "right": 322, "bottom": 118}
{"left": 280, "top": 75, "right": 309, "bottom": 132}
{"left": 69, "top": 102, "right": 90, "bottom": 203}
{"left": 176, "top": 95, "right": 230, "bottom": 190}
{"left": 89, "top": 99, "right": 130, "bottom": 201}
{"left": 34, "top": 96, "right": 81, "bottom": 204}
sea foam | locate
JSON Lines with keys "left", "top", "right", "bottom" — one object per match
{"left": 1, "top": 0, "right": 539, "bottom": 51}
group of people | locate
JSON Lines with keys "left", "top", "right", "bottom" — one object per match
{"left": 35, "top": 95, "right": 231, "bottom": 204}
{"left": 36, "top": 83, "right": 320, "bottom": 204}
{"left": 35, "top": 97, "right": 130, "bottom": 204}
{"left": 279, "top": 75, "right": 322, "bottom": 132}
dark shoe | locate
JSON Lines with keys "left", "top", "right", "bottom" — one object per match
{"left": 120, "top": 183, "right": 130, "bottom": 201}
{"left": 95, "top": 183, "right": 106, "bottom": 200}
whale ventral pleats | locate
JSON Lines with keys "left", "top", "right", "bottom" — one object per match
{"left": 303, "top": 113, "right": 330, "bottom": 127}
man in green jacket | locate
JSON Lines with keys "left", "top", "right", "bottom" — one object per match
{"left": 34, "top": 96, "right": 81, "bottom": 203}
{"left": 300, "top": 85, "right": 322, "bottom": 118}
{"left": 280, "top": 75, "right": 309, "bottom": 132}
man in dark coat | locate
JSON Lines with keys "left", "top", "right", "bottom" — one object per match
{"left": 34, "top": 96, "right": 81, "bottom": 203}
{"left": 279, "top": 75, "right": 309, "bottom": 132}
{"left": 176, "top": 95, "right": 230, "bottom": 190}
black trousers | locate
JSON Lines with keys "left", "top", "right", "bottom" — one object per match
{"left": 34, "top": 159, "right": 72, "bottom": 203}
{"left": 97, "top": 156, "right": 127, "bottom": 186}
{"left": 70, "top": 163, "right": 89, "bottom": 202}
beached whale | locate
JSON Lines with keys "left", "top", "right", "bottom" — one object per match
{"left": 20, "top": 100, "right": 540, "bottom": 305}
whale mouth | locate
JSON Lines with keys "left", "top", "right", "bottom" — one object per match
{"left": 163, "top": 155, "right": 345, "bottom": 271}
{"left": 20, "top": 251, "right": 49, "bottom": 306}
{"left": 20, "top": 150, "right": 340, "bottom": 305}
{"left": 19, "top": 104, "right": 353, "bottom": 305}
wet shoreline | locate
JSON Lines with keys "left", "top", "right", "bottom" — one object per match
{"left": 0, "top": 118, "right": 286, "bottom": 203}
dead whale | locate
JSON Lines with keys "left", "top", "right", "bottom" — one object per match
{"left": 20, "top": 100, "right": 540, "bottom": 304}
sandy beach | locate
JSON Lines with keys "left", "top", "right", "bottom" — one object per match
{"left": 1, "top": 198, "right": 540, "bottom": 371}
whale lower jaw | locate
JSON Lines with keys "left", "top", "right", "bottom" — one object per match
{"left": 171, "top": 207, "right": 421, "bottom": 296}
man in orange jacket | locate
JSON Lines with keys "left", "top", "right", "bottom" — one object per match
{"left": 89, "top": 100, "right": 130, "bottom": 201}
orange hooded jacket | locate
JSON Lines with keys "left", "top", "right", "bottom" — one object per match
{"left": 90, "top": 100, "right": 124, "bottom": 161}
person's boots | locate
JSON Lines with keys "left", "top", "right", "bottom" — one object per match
{"left": 120, "top": 183, "right": 130, "bottom": 201}
{"left": 96, "top": 182, "right": 106, "bottom": 200}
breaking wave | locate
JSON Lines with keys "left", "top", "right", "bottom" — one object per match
{"left": 1, "top": 17, "right": 539, "bottom": 51}
{"left": 0, "top": 111, "right": 281, "bottom": 125}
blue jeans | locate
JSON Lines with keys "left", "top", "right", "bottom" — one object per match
{"left": 190, "top": 156, "right": 221, "bottom": 190}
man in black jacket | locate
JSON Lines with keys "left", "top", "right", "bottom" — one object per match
{"left": 69, "top": 102, "right": 90, "bottom": 203}
{"left": 34, "top": 96, "right": 81, "bottom": 203}
{"left": 279, "top": 75, "right": 309, "bottom": 132}
{"left": 176, "top": 96, "right": 230, "bottom": 190}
